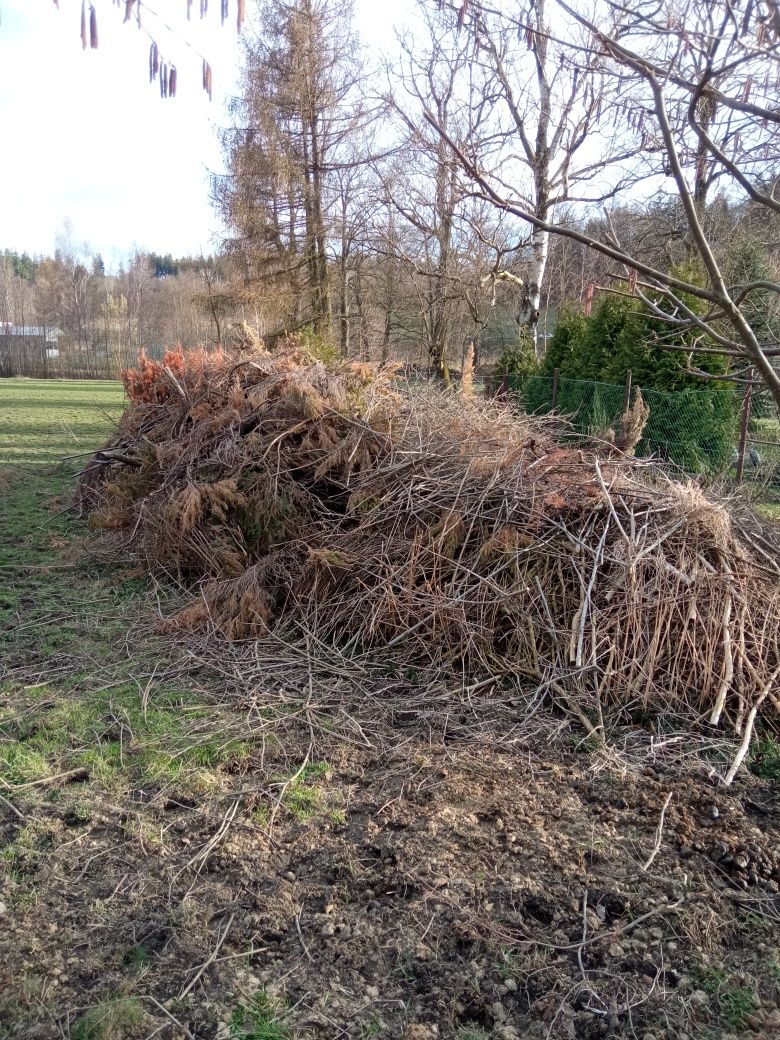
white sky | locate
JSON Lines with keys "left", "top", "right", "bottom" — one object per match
{"left": 0, "top": 0, "right": 404, "bottom": 270}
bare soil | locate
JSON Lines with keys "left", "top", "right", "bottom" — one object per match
{"left": 3, "top": 655, "right": 780, "bottom": 1040}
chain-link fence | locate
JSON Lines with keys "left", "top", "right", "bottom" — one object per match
{"left": 485, "top": 371, "right": 780, "bottom": 491}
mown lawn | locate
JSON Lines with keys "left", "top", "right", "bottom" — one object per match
{"left": 0, "top": 378, "right": 126, "bottom": 634}
{"left": 0, "top": 377, "right": 125, "bottom": 465}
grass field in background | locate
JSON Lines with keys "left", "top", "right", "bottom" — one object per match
{"left": 0, "top": 378, "right": 125, "bottom": 465}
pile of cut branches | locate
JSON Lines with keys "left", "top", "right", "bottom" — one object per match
{"left": 78, "top": 339, "right": 780, "bottom": 775}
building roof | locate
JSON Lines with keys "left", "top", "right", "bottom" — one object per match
{"left": 0, "top": 323, "right": 60, "bottom": 341}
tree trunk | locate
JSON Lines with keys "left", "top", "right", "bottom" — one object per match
{"left": 517, "top": 225, "right": 549, "bottom": 360}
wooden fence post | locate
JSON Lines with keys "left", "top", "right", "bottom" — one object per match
{"left": 623, "top": 369, "right": 633, "bottom": 413}
{"left": 551, "top": 367, "right": 560, "bottom": 410}
{"left": 735, "top": 369, "right": 754, "bottom": 484}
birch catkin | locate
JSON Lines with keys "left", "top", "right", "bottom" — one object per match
{"left": 237, "top": 0, "right": 245, "bottom": 29}
{"left": 169, "top": 66, "right": 177, "bottom": 98}
{"left": 203, "top": 60, "right": 214, "bottom": 100}
{"left": 89, "top": 4, "right": 98, "bottom": 49}
{"left": 81, "top": 1, "right": 88, "bottom": 50}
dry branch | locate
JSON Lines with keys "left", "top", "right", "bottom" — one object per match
{"left": 76, "top": 339, "right": 780, "bottom": 771}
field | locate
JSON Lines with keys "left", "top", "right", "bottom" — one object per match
{"left": 1, "top": 379, "right": 779, "bottom": 1040}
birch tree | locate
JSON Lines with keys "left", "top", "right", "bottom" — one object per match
{"left": 434, "top": 0, "right": 625, "bottom": 358}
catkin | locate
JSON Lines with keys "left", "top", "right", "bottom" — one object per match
{"left": 187, "top": 0, "right": 193, "bottom": 20}
{"left": 89, "top": 5, "right": 98, "bottom": 49}
{"left": 81, "top": 1, "right": 87, "bottom": 49}
{"left": 221, "top": 0, "right": 228, "bottom": 27}
{"left": 237, "top": 0, "right": 245, "bottom": 29}
{"left": 124, "top": 0, "right": 135, "bottom": 23}
{"left": 149, "top": 42, "right": 159, "bottom": 82}
{"left": 169, "top": 66, "right": 177, "bottom": 98}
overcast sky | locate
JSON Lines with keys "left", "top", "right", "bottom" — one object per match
{"left": 0, "top": 1, "right": 403, "bottom": 270}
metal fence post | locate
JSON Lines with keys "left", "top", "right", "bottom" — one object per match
{"left": 623, "top": 369, "right": 633, "bottom": 412}
{"left": 551, "top": 367, "right": 560, "bottom": 410}
{"left": 735, "top": 369, "right": 754, "bottom": 484}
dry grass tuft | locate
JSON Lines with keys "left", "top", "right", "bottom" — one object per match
{"left": 615, "top": 387, "right": 650, "bottom": 455}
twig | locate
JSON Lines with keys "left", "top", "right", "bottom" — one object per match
{"left": 576, "top": 888, "right": 589, "bottom": 985}
{"left": 178, "top": 913, "right": 236, "bottom": 1000}
{"left": 0, "top": 792, "right": 25, "bottom": 821}
{"left": 183, "top": 797, "right": 241, "bottom": 872}
{"left": 144, "top": 996, "right": 197, "bottom": 1040}
{"left": 575, "top": 524, "right": 610, "bottom": 667}
{"left": 548, "top": 680, "right": 604, "bottom": 744}
{"left": 7, "top": 767, "right": 89, "bottom": 791}
{"left": 722, "top": 665, "right": 780, "bottom": 786}
{"left": 267, "top": 751, "right": 311, "bottom": 834}
{"left": 709, "top": 591, "right": 734, "bottom": 726}
{"left": 294, "top": 905, "right": 314, "bottom": 962}
{"left": 642, "top": 792, "right": 673, "bottom": 871}
{"left": 163, "top": 365, "right": 189, "bottom": 404}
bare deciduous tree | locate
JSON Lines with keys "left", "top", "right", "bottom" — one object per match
{"left": 429, "top": 0, "right": 780, "bottom": 408}
{"left": 430, "top": 0, "right": 629, "bottom": 357}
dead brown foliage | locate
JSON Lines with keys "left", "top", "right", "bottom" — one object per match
{"left": 77, "top": 338, "right": 780, "bottom": 751}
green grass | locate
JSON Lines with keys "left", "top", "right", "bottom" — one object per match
{"left": 0, "top": 378, "right": 253, "bottom": 819}
{"left": 756, "top": 501, "right": 780, "bottom": 522}
{"left": 0, "top": 683, "right": 253, "bottom": 797}
{"left": 691, "top": 964, "right": 728, "bottom": 994}
{"left": 749, "top": 733, "right": 780, "bottom": 780}
{"left": 280, "top": 761, "right": 334, "bottom": 822}
{"left": 230, "top": 992, "right": 291, "bottom": 1040}
{"left": 690, "top": 965, "right": 759, "bottom": 1030}
{"left": 0, "top": 378, "right": 125, "bottom": 631}
{"left": 0, "top": 377, "right": 125, "bottom": 465}
{"left": 71, "top": 997, "right": 149, "bottom": 1040}
{"left": 718, "top": 987, "right": 758, "bottom": 1030}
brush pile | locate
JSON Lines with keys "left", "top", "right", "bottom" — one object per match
{"left": 78, "top": 340, "right": 780, "bottom": 764}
